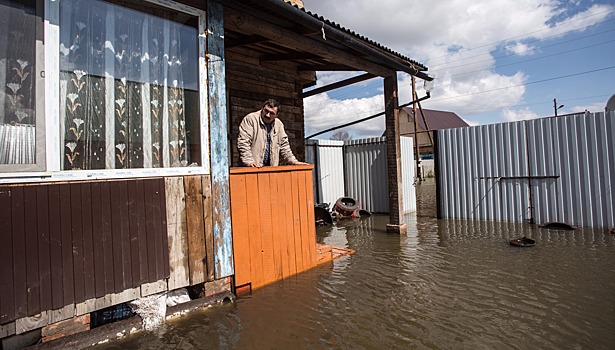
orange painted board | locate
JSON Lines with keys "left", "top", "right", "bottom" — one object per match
{"left": 269, "top": 172, "right": 284, "bottom": 281}
{"left": 290, "top": 171, "right": 304, "bottom": 273}
{"left": 303, "top": 171, "right": 317, "bottom": 266}
{"left": 245, "top": 174, "right": 264, "bottom": 288}
{"left": 282, "top": 172, "right": 297, "bottom": 277}
{"left": 230, "top": 175, "right": 252, "bottom": 287}
{"left": 297, "top": 170, "right": 312, "bottom": 269}
{"left": 257, "top": 173, "right": 276, "bottom": 288}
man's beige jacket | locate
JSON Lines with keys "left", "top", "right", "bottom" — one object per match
{"left": 237, "top": 110, "right": 300, "bottom": 166}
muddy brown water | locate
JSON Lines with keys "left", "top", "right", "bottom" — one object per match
{"left": 97, "top": 179, "right": 615, "bottom": 349}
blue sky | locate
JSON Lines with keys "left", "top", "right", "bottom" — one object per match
{"left": 302, "top": 0, "right": 615, "bottom": 139}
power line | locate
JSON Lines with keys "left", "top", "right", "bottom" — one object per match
{"left": 424, "top": 7, "right": 615, "bottom": 63}
{"left": 430, "top": 26, "right": 615, "bottom": 71}
{"left": 428, "top": 65, "right": 615, "bottom": 103}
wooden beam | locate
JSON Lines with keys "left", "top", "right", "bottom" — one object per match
{"left": 260, "top": 52, "right": 320, "bottom": 62}
{"left": 207, "top": 1, "right": 235, "bottom": 279}
{"left": 225, "top": 35, "right": 269, "bottom": 49}
{"left": 297, "top": 64, "right": 355, "bottom": 71}
{"left": 383, "top": 74, "right": 406, "bottom": 234}
{"left": 225, "top": 8, "right": 392, "bottom": 77}
{"left": 301, "top": 73, "right": 376, "bottom": 98}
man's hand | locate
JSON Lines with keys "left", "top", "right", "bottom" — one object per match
{"left": 294, "top": 161, "right": 309, "bottom": 165}
{"left": 249, "top": 162, "right": 263, "bottom": 168}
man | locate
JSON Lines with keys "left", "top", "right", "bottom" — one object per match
{"left": 237, "top": 99, "right": 307, "bottom": 168}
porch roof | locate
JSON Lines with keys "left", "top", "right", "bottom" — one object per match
{"left": 223, "top": 0, "right": 431, "bottom": 85}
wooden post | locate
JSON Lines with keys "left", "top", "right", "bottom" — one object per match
{"left": 207, "top": 1, "right": 234, "bottom": 278}
{"left": 384, "top": 74, "right": 407, "bottom": 234}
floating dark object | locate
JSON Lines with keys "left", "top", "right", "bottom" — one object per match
{"left": 314, "top": 206, "right": 333, "bottom": 225}
{"left": 539, "top": 222, "right": 575, "bottom": 230}
{"left": 334, "top": 197, "right": 360, "bottom": 217}
{"left": 358, "top": 209, "right": 372, "bottom": 217}
{"left": 510, "top": 236, "right": 536, "bottom": 247}
{"left": 609, "top": 227, "right": 615, "bottom": 234}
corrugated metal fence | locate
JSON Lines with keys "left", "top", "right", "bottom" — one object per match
{"left": 306, "top": 136, "right": 416, "bottom": 213}
{"left": 436, "top": 111, "right": 614, "bottom": 228}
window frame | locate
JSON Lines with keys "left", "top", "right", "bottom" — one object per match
{"left": 0, "top": 0, "right": 209, "bottom": 182}
{"left": 0, "top": 0, "right": 47, "bottom": 174}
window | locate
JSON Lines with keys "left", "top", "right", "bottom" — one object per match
{"left": 0, "top": 0, "right": 45, "bottom": 170}
{"left": 59, "top": 0, "right": 201, "bottom": 170}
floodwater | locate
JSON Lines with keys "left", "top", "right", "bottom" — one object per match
{"left": 97, "top": 179, "right": 615, "bottom": 349}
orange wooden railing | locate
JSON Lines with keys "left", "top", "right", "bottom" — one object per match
{"left": 229, "top": 165, "right": 318, "bottom": 291}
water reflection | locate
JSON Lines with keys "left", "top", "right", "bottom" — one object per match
{"left": 97, "top": 179, "right": 615, "bottom": 350}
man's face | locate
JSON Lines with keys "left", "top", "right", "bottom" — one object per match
{"left": 261, "top": 105, "right": 279, "bottom": 124}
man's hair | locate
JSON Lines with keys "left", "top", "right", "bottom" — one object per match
{"left": 262, "top": 98, "right": 281, "bottom": 111}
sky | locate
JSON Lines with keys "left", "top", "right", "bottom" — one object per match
{"left": 302, "top": 0, "right": 615, "bottom": 139}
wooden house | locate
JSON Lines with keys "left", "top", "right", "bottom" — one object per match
{"left": 0, "top": 0, "right": 430, "bottom": 344}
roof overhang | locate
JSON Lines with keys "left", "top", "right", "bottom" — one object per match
{"left": 222, "top": 0, "right": 431, "bottom": 81}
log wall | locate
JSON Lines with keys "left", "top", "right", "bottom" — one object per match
{"left": 225, "top": 29, "right": 315, "bottom": 167}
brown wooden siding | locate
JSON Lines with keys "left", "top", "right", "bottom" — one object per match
{"left": 0, "top": 178, "right": 168, "bottom": 325}
{"left": 230, "top": 165, "right": 317, "bottom": 290}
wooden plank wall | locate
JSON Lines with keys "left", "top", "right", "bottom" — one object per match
{"left": 230, "top": 165, "right": 317, "bottom": 290}
{"left": 224, "top": 7, "right": 315, "bottom": 167}
{"left": 0, "top": 179, "right": 168, "bottom": 326}
{"left": 166, "top": 175, "right": 216, "bottom": 289}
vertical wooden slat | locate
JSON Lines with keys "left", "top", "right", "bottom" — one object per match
{"left": 245, "top": 173, "right": 263, "bottom": 288}
{"left": 165, "top": 177, "right": 189, "bottom": 290}
{"left": 290, "top": 172, "right": 304, "bottom": 273}
{"left": 303, "top": 170, "right": 317, "bottom": 266}
{"left": 59, "top": 184, "right": 74, "bottom": 307}
{"left": 144, "top": 180, "right": 158, "bottom": 283}
{"left": 134, "top": 180, "right": 149, "bottom": 285}
{"left": 119, "top": 181, "right": 133, "bottom": 289}
{"left": 90, "top": 183, "right": 106, "bottom": 298}
{"left": 154, "top": 178, "right": 169, "bottom": 280}
{"left": 24, "top": 186, "right": 41, "bottom": 316}
{"left": 184, "top": 176, "right": 206, "bottom": 284}
{"left": 275, "top": 173, "right": 291, "bottom": 279}
{"left": 12, "top": 186, "right": 27, "bottom": 319}
{"left": 160, "top": 179, "right": 170, "bottom": 279}
{"left": 101, "top": 182, "right": 114, "bottom": 294}
{"left": 110, "top": 181, "right": 126, "bottom": 292}
{"left": 80, "top": 183, "right": 95, "bottom": 300}
{"left": 48, "top": 185, "right": 64, "bottom": 310}
{"left": 37, "top": 186, "right": 52, "bottom": 312}
{"left": 0, "top": 187, "right": 15, "bottom": 324}
{"left": 282, "top": 171, "right": 297, "bottom": 277}
{"left": 269, "top": 172, "right": 284, "bottom": 281}
{"left": 70, "top": 183, "right": 85, "bottom": 303}
{"left": 230, "top": 174, "right": 251, "bottom": 287}
{"left": 128, "top": 180, "right": 143, "bottom": 287}
{"left": 202, "top": 175, "right": 215, "bottom": 282}
{"left": 257, "top": 173, "right": 276, "bottom": 286}
{"left": 297, "top": 171, "right": 311, "bottom": 271}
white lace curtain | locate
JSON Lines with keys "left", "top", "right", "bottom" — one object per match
{"left": 60, "top": 0, "right": 189, "bottom": 170}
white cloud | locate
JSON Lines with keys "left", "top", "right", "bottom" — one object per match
{"left": 505, "top": 43, "right": 536, "bottom": 56}
{"left": 565, "top": 101, "right": 607, "bottom": 114}
{"left": 302, "top": 0, "right": 614, "bottom": 135}
{"left": 501, "top": 108, "right": 541, "bottom": 122}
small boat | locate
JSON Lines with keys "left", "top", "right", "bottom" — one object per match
{"left": 509, "top": 236, "right": 535, "bottom": 247}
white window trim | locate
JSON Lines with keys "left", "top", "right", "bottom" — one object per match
{"left": 0, "top": 0, "right": 209, "bottom": 184}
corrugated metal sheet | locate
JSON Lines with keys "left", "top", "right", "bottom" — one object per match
{"left": 401, "top": 136, "right": 416, "bottom": 213}
{"left": 305, "top": 139, "right": 345, "bottom": 207}
{"left": 307, "top": 137, "right": 417, "bottom": 214}
{"left": 437, "top": 112, "right": 615, "bottom": 228}
{"left": 344, "top": 137, "right": 389, "bottom": 213}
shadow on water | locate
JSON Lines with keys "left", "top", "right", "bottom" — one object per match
{"left": 97, "top": 179, "right": 615, "bottom": 350}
